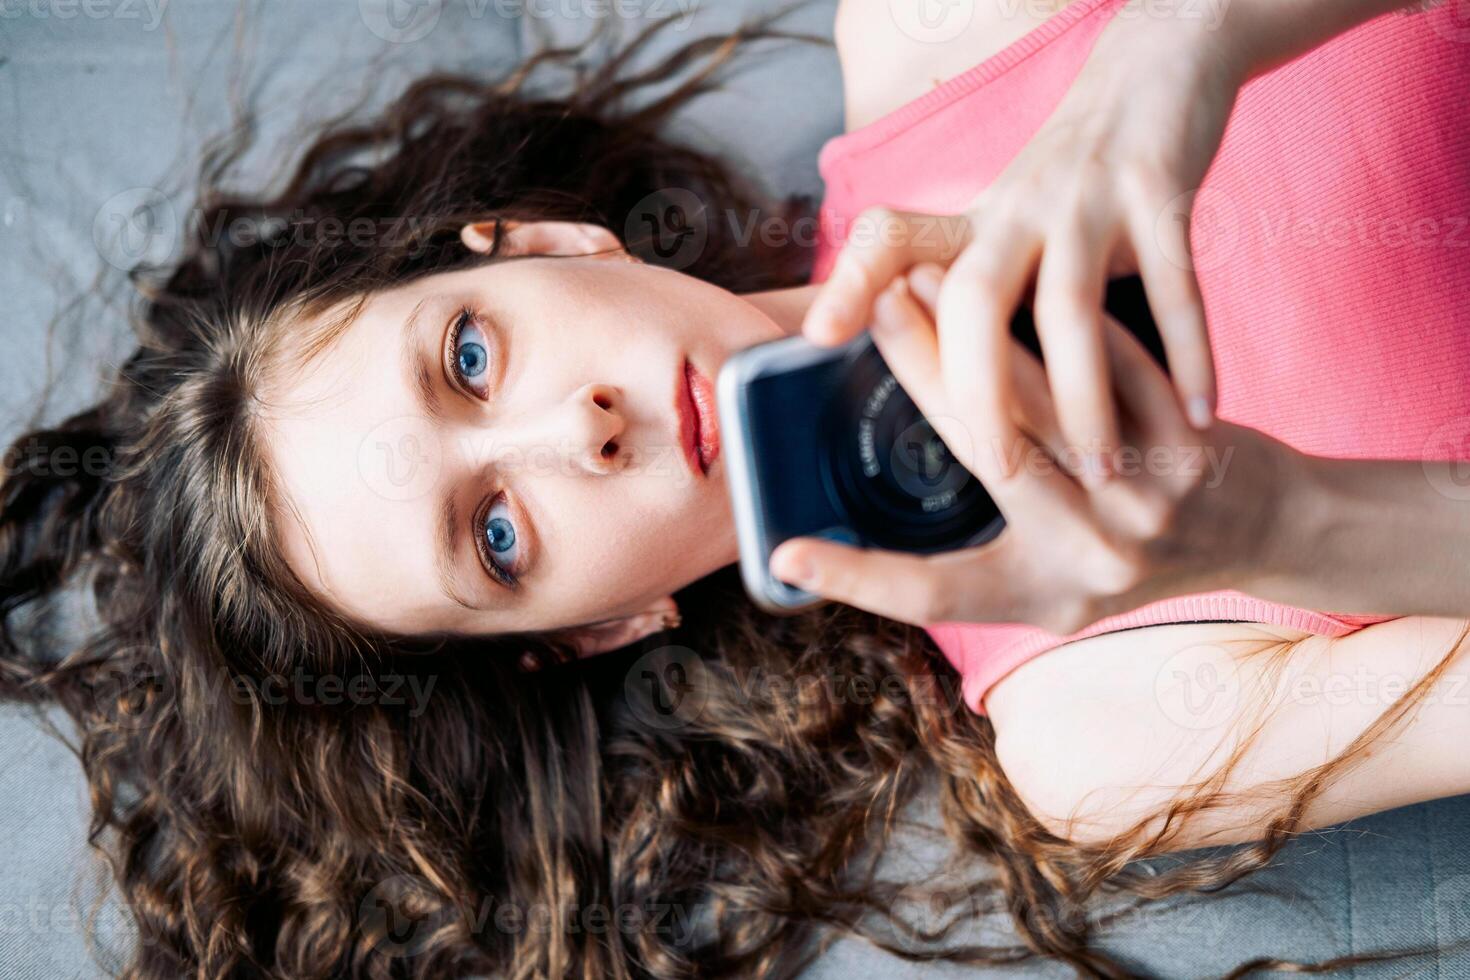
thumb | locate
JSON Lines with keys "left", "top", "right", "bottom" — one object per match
{"left": 769, "top": 536, "right": 957, "bottom": 626}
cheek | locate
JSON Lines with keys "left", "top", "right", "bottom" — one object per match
{"left": 552, "top": 532, "right": 701, "bottom": 621}
{"left": 550, "top": 483, "right": 733, "bottom": 591}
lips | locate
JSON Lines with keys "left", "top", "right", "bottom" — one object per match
{"left": 677, "top": 358, "right": 721, "bottom": 477}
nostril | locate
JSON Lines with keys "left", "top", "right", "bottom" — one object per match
{"left": 593, "top": 391, "right": 613, "bottom": 411}
{"left": 601, "top": 439, "right": 619, "bottom": 461}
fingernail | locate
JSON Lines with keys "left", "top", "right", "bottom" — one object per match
{"left": 1187, "top": 396, "right": 1214, "bottom": 431}
{"left": 772, "top": 550, "right": 813, "bottom": 587}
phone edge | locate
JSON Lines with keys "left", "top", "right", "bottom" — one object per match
{"left": 716, "top": 337, "right": 829, "bottom": 616}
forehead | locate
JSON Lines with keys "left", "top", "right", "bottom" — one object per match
{"left": 260, "top": 279, "right": 453, "bottom": 629}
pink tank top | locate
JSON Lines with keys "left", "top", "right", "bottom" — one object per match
{"left": 809, "top": 0, "right": 1470, "bottom": 714}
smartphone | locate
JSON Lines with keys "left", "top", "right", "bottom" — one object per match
{"left": 716, "top": 275, "right": 1168, "bottom": 614}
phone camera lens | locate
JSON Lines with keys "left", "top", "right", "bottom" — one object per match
{"left": 822, "top": 342, "right": 1002, "bottom": 552}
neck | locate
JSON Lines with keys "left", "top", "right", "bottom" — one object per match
{"left": 740, "top": 283, "right": 824, "bottom": 338}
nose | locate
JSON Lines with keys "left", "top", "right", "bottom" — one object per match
{"left": 554, "top": 383, "right": 626, "bottom": 475}
{"left": 473, "top": 383, "right": 627, "bottom": 478}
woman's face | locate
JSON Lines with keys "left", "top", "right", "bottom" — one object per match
{"left": 262, "top": 220, "right": 789, "bottom": 652}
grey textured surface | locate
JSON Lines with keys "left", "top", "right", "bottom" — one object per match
{"left": 802, "top": 785, "right": 1470, "bottom": 978}
{"left": 1, "top": 1, "right": 1467, "bottom": 977}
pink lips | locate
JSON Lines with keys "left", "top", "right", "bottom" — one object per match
{"left": 677, "top": 358, "right": 721, "bottom": 477}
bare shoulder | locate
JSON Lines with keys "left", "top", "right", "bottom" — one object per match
{"left": 834, "top": 0, "right": 1082, "bottom": 133}
{"left": 984, "top": 616, "right": 1470, "bottom": 849}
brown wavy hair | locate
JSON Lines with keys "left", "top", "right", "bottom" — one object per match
{"left": 1, "top": 6, "right": 1460, "bottom": 978}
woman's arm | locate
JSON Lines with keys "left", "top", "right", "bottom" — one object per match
{"left": 1249, "top": 454, "right": 1470, "bottom": 621}
{"left": 986, "top": 615, "right": 1470, "bottom": 850}
{"left": 1225, "top": 0, "right": 1440, "bottom": 80}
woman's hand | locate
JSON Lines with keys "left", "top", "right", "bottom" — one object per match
{"left": 805, "top": 9, "right": 1255, "bottom": 476}
{"left": 771, "top": 264, "right": 1304, "bottom": 635}
{"left": 776, "top": 0, "right": 1468, "bottom": 631}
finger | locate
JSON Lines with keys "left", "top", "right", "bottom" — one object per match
{"left": 870, "top": 278, "right": 950, "bottom": 432}
{"left": 804, "top": 207, "right": 973, "bottom": 346}
{"left": 1100, "top": 313, "right": 1208, "bottom": 514}
{"left": 1126, "top": 196, "right": 1218, "bottom": 431}
{"left": 1032, "top": 216, "right": 1120, "bottom": 487}
{"left": 878, "top": 277, "right": 1078, "bottom": 483}
{"left": 911, "top": 259, "right": 1063, "bottom": 449}
{"left": 904, "top": 261, "right": 945, "bottom": 317}
{"left": 1101, "top": 312, "right": 1191, "bottom": 447}
{"left": 874, "top": 276, "right": 1018, "bottom": 483}
{"left": 769, "top": 537, "right": 994, "bottom": 626}
{"left": 1004, "top": 337, "right": 1073, "bottom": 469}
{"left": 935, "top": 229, "right": 1042, "bottom": 486}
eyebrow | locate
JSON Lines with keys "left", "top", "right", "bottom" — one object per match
{"left": 403, "top": 296, "right": 448, "bottom": 427}
{"left": 436, "top": 493, "right": 486, "bottom": 612}
{"left": 402, "top": 295, "right": 489, "bottom": 613}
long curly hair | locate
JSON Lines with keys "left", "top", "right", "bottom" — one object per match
{"left": 0, "top": 7, "right": 1457, "bottom": 978}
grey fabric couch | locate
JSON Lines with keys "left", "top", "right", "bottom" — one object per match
{"left": 2, "top": 1, "right": 1467, "bottom": 976}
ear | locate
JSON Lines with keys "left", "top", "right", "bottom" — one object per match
{"left": 556, "top": 596, "right": 681, "bottom": 660}
{"left": 459, "top": 219, "right": 626, "bottom": 259}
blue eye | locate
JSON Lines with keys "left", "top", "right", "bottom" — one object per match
{"left": 450, "top": 309, "right": 493, "bottom": 398}
{"left": 458, "top": 341, "right": 486, "bottom": 378}
{"left": 481, "top": 497, "right": 519, "bottom": 581}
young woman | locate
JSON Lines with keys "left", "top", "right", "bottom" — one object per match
{"left": 2, "top": 1, "right": 1467, "bottom": 977}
